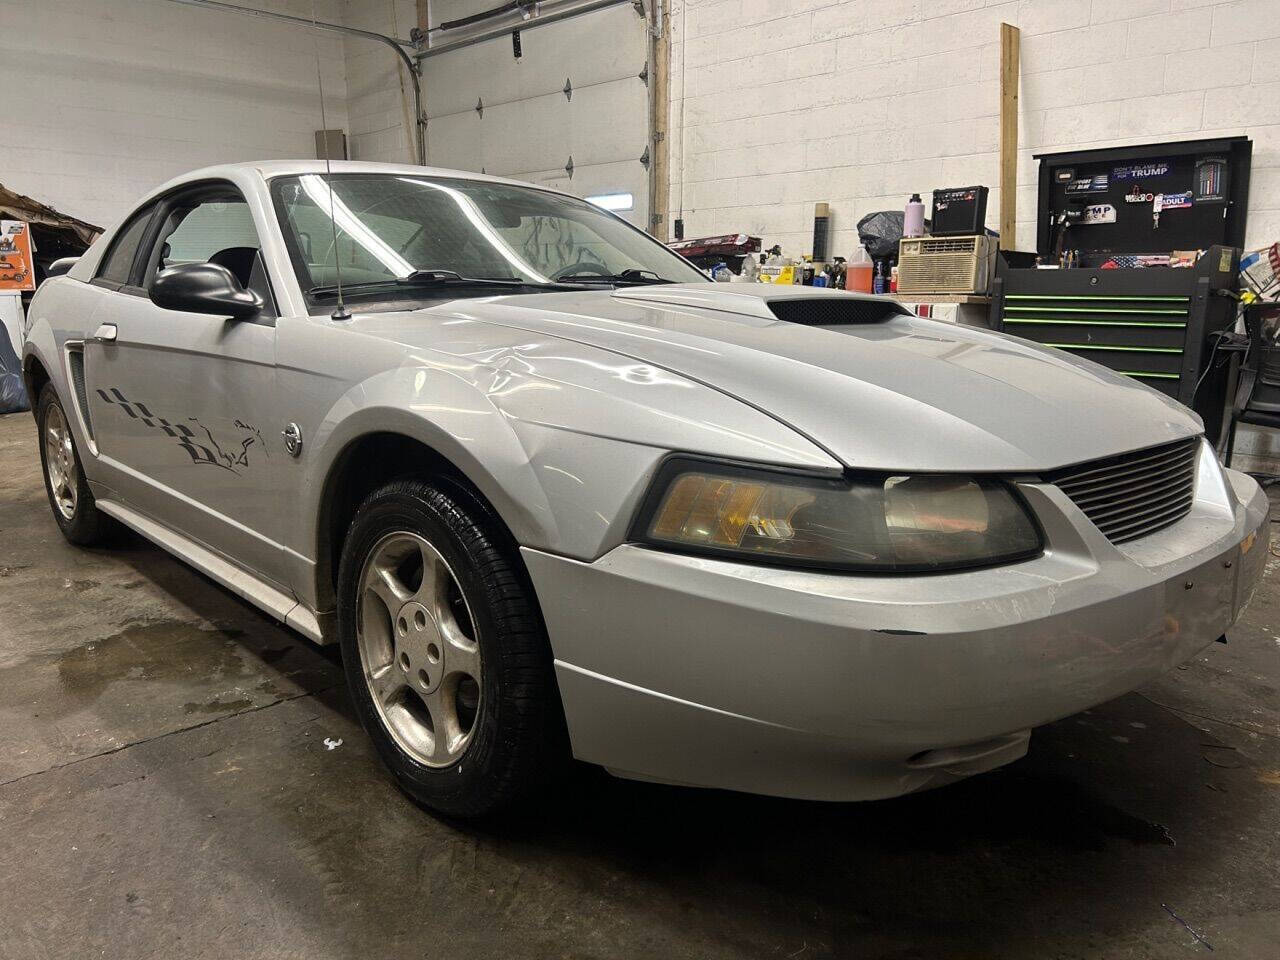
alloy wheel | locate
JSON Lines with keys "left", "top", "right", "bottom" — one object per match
{"left": 356, "top": 531, "right": 483, "bottom": 767}
{"left": 44, "top": 403, "right": 78, "bottom": 520}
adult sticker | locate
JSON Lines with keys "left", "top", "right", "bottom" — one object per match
{"left": 1157, "top": 191, "right": 1193, "bottom": 211}
{"left": 1065, "top": 174, "right": 1109, "bottom": 194}
{"left": 1114, "top": 161, "right": 1171, "bottom": 180}
{"left": 1081, "top": 203, "right": 1117, "bottom": 224}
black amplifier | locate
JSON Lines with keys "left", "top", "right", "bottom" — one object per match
{"left": 931, "top": 185, "right": 989, "bottom": 237}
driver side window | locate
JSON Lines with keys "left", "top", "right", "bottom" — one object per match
{"left": 144, "top": 190, "right": 278, "bottom": 318}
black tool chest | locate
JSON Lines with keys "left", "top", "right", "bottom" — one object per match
{"left": 1034, "top": 138, "right": 1251, "bottom": 258}
{"left": 987, "top": 136, "right": 1252, "bottom": 446}
{"left": 990, "top": 247, "right": 1240, "bottom": 442}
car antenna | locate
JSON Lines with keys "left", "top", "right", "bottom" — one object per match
{"left": 310, "top": 1, "right": 351, "bottom": 322}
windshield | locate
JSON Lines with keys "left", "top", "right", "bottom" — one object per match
{"left": 270, "top": 174, "right": 707, "bottom": 300}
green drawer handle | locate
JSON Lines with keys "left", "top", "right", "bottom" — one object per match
{"left": 1003, "top": 318, "right": 1187, "bottom": 328}
{"left": 1005, "top": 295, "right": 1189, "bottom": 302}
{"left": 1042, "top": 343, "right": 1183, "bottom": 354}
{"left": 1004, "top": 306, "right": 1188, "bottom": 315}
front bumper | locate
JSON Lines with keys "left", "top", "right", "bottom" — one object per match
{"left": 523, "top": 461, "right": 1269, "bottom": 802}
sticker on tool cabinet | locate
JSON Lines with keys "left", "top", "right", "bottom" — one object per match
{"left": 1114, "top": 161, "right": 1171, "bottom": 180}
{"left": 1156, "top": 191, "right": 1193, "bottom": 211}
{"left": 1055, "top": 168, "right": 1075, "bottom": 183}
{"left": 1195, "top": 157, "right": 1228, "bottom": 202}
{"left": 1065, "top": 174, "right": 1109, "bottom": 194}
{"left": 1081, "top": 203, "right": 1117, "bottom": 224}
{"left": 1124, "top": 188, "right": 1155, "bottom": 203}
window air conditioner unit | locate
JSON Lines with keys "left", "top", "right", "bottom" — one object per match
{"left": 896, "top": 235, "right": 997, "bottom": 296}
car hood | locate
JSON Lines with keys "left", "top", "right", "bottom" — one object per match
{"left": 387, "top": 283, "right": 1203, "bottom": 473}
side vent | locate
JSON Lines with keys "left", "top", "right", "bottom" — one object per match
{"left": 68, "top": 348, "right": 94, "bottom": 441}
{"left": 767, "top": 299, "right": 904, "bottom": 326}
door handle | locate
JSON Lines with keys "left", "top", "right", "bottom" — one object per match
{"left": 91, "top": 323, "right": 117, "bottom": 343}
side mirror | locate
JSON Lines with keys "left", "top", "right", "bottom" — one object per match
{"left": 150, "top": 262, "right": 262, "bottom": 320}
{"left": 46, "top": 257, "right": 79, "bottom": 279}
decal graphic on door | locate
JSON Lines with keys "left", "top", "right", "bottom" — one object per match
{"left": 96, "top": 387, "right": 266, "bottom": 473}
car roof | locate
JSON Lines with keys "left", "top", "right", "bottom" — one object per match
{"left": 152, "top": 160, "right": 548, "bottom": 196}
{"left": 68, "top": 160, "right": 635, "bottom": 289}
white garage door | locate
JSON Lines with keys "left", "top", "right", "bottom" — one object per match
{"left": 423, "top": 2, "right": 651, "bottom": 228}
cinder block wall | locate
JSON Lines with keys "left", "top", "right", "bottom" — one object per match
{"left": 667, "top": 0, "right": 1280, "bottom": 258}
{"left": 0, "top": 0, "right": 348, "bottom": 229}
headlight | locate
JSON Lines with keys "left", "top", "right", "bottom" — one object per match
{"left": 633, "top": 459, "right": 1043, "bottom": 573}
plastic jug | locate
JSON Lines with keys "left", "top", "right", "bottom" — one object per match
{"left": 846, "top": 246, "right": 874, "bottom": 293}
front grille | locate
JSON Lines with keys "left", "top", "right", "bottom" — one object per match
{"left": 767, "top": 298, "right": 903, "bottom": 325}
{"left": 1046, "top": 438, "right": 1199, "bottom": 544}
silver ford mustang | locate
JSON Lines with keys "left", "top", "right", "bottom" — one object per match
{"left": 21, "top": 161, "right": 1269, "bottom": 818}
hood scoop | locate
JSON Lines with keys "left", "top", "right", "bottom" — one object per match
{"left": 765, "top": 298, "right": 902, "bottom": 326}
{"left": 612, "top": 283, "right": 910, "bottom": 325}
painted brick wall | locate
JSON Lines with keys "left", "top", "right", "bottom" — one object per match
{"left": 667, "top": 0, "right": 1280, "bottom": 258}
{"left": 0, "top": 0, "right": 348, "bottom": 230}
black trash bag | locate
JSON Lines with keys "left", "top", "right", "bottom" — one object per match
{"left": 856, "top": 210, "right": 906, "bottom": 259}
{"left": 0, "top": 331, "right": 29, "bottom": 413}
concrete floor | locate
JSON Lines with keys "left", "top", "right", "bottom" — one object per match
{"left": 2, "top": 411, "right": 1279, "bottom": 960}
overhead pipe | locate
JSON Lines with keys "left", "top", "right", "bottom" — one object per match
{"left": 163, "top": 0, "right": 427, "bottom": 166}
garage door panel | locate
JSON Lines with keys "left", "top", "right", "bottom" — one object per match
{"left": 422, "top": 3, "right": 650, "bottom": 228}
{"left": 510, "top": 3, "right": 646, "bottom": 87}
{"left": 427, "top": 112, "right": 484, "bottom": 172}
{"left": 424, "top": 45, "right": 524, "bottom": 119}
{"left": 470, "top": 78, "right": 644, "bottom": 177}
{"left": 480, "top": 97, "right": 570, "bottom": 176}
{"left": 423, "top": 3, "right": 646, "bottom": 120}
{"left": 567, "top": 79, "right": 647, "bottom": 161}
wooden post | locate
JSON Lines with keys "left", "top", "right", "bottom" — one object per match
{"left": 999, "top": 22, "right": 1020, "bottom": 249}
{"left": 650, "top": 0, "right": 671, "bottom": 238}
{"left": 417, "top": 0, "right": 430, "bottom": 35}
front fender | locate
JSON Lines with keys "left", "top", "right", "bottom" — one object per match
{"left": 21, "top": 279, "right": 87, "bottom": 433}
{"left": 303, "top": 364, "right": 562, "bottom": 555}
{"left": 293, "top": 324, "right": 838, "bottom": 605}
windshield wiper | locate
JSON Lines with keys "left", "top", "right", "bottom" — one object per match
{"left": 553, "top": 268, "right": 673, "bottom": 285}
{"left": 309, "top": 270, "right": 571, "bottom": 297}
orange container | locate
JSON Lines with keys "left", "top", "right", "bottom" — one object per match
{"left": 845, "top": 262, "right": 874, "bottom": 293}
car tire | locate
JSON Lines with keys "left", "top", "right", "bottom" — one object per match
{"left": 336, "top": 478, "right": 566, "bottom": 818}
{"left": 36, "top": 384, "right": 114, "bottom": 546}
